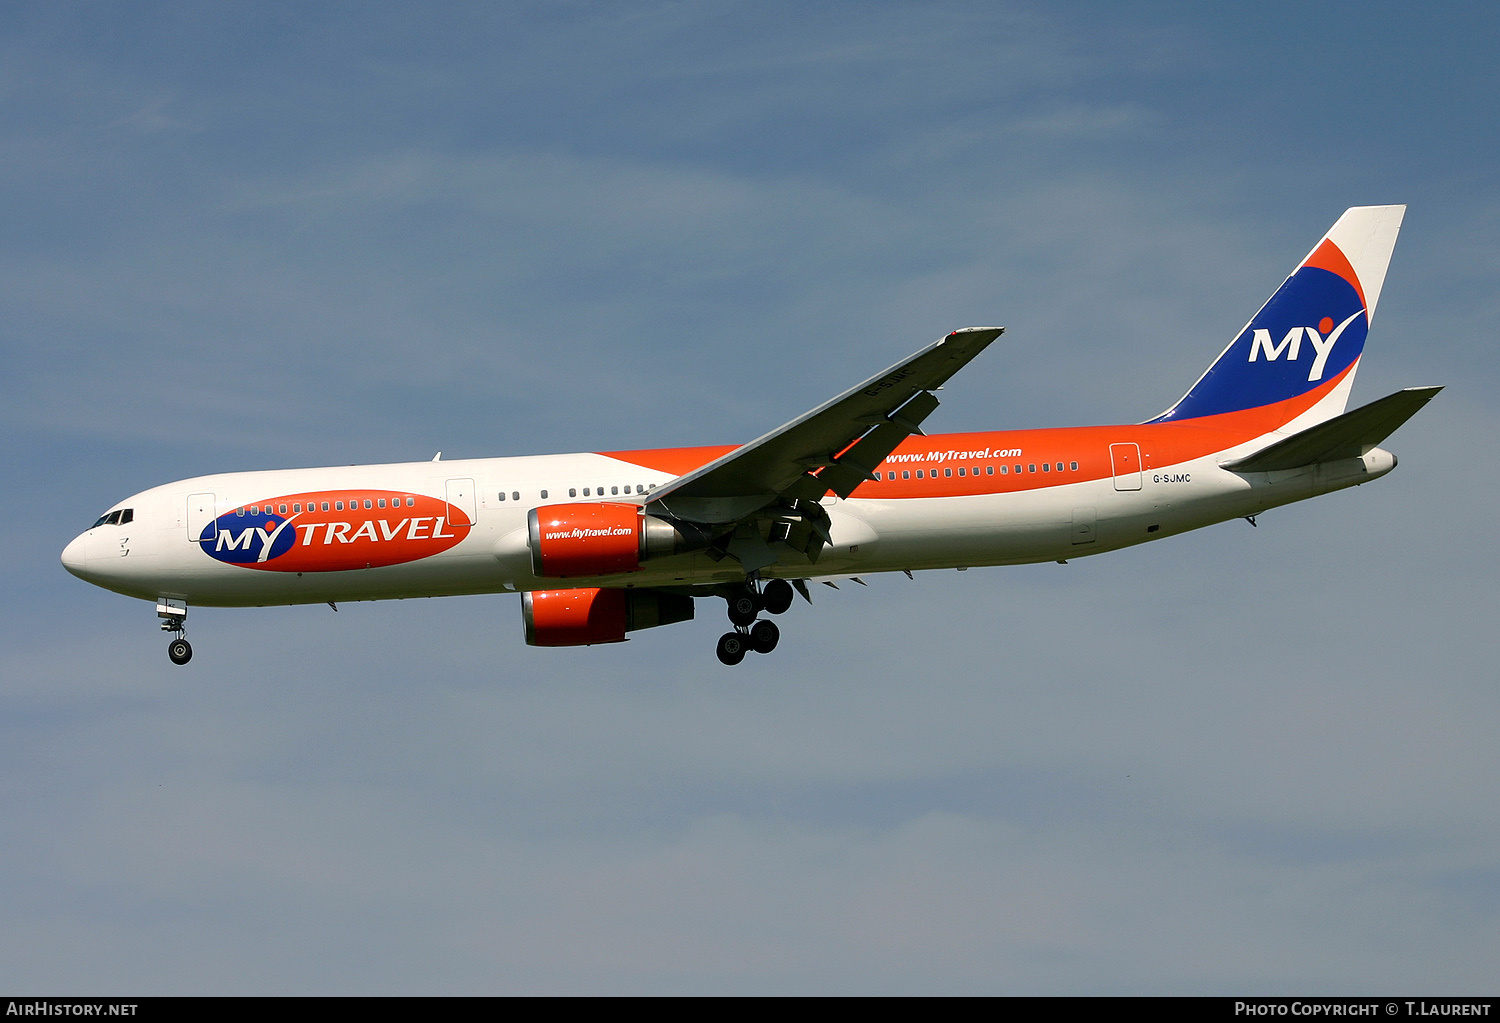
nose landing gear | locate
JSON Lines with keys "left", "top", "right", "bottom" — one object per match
{"left": 158, "top": 599, "right": 192, "bottom": 665}
{"left": 716, "top": 580, "right": 792, "bottom": 665}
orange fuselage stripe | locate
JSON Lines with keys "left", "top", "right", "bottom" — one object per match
{"left": 599, "top": 364, "right": 1349, "bottom": 500}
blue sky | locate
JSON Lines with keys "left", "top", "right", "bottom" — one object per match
{"left": 2, "top": 1, "right": 1497, "bottom": 993}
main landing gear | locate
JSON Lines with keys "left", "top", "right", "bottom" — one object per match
{"left": 716, "top": 578, "right": 794, "bottom": 665}
{"left": 158, "top": 599, "right": 192, "bottom": 665}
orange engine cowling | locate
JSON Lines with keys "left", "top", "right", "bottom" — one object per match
{"left": 522, "top": 588, "right": 694, "bottom": 647}
{"left": 528, "top": 502, "right": 642, "bottom": 578}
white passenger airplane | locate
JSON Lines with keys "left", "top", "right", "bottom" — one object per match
{"left": 63, "top": 206, "right": 1438, "bottom": 665}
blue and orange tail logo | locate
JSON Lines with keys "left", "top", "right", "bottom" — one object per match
{"left": 1151, "top": 206, "right": 1404, "bottom": 425}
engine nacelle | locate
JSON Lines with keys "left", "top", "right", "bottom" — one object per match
{"left": 529, "top": 503, "right": 642, "bottom": 577}
{"left": 528, "top": 503, "right": 711, "bottom": 578}
{"left": 521, "top": 587, "right": 694, "bottom": 647}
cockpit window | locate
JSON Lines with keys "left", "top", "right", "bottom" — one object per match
{"left": 119, "top": 508, "right": 133, "bottom": 524}
{"left": 91, "top": 509, "right": 131, "bottom": 528}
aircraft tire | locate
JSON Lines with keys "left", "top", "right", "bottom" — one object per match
{"left": 167, "top": 639, "right": 192, "bottom": 665}
{"left": 716, "top": 632, "right": 746, "bottom": 666}
{"left": 762, "top": 579, "right": 794, "bottom": 615}
{"left": 750, "top": 619, "right": 780, "bottom": 654}
{"left": 727, "top": 590, "right": 761, "bottom": 626}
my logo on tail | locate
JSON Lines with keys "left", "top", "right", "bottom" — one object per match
{"left": 1247, "top": 310, "right": 1363, "bottom": 382}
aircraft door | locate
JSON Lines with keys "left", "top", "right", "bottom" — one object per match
{"left": 186, "top": 492, "right": 217, "bottom": 543}
{"left": 445, "top": 478, "right": 477, "bottom": 528}
{"left": 1110, "top": 443, "right": 1143, "bottom": 491}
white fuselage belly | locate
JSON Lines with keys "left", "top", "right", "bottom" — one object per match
{"left": 69, "top": 442, "right": 1393, "bottom": 608}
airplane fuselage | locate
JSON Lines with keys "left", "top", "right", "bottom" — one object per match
{"left": 60, "top": 205, "right": 1428, "bottom": 665}
{"left": 62, "top": 421, "right": 1394, "bottom": 609}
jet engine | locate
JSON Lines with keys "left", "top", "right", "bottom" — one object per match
{"left": 521, "top": 587, "right": 694, "bottom": 646}
{"left": 527, "top": 503, "right": 710, "bottom": 578}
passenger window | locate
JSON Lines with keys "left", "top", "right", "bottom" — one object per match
{"left": 569, "top": 488, "right": 577, "bottom": 498}
{"left": 986, "top": 466, "right": 994, "bottom": 475}
{"left": 377, "top": 499, "right": 386, "bottom": 508}
{"left": 512, "top": 492, "right": 519, "bottom": 501}
{"left": 1070, "top": 461, "right": 1078, "bottom": 471}
{"left": 362, "top": 499, "right": 371, "bottom": 509}
{"left": 1014, "top": 464, "right": 1022, "bottom": 474}
{"left": 335, "top": 501, "right": 343, "bottom": 510}
{"left": 251, "top": 506, "right": 259, "bottom": 516}
{"left": 1042, "top": 463, "right": 1050, "bottom": 472}
{"left": 279, "top": 503, "right": 289, "bottom": 513}
{"left": 902, "top": 470, "right": 910, "bottom": 480}
{"left": 944, "top": 468, "right": 952, "bottom": 477}
{"left": 541, "top": 490, "right": 548, "bottom": 499}
{"left": 637, "top": 485, "right": 645, "bottom": 494}
{"left": 583, "top": 488, "right": 590, "bottom": 496}
{"left": 611, "top": 486, "right": 618, "bottom": 495}
{"left": 293, "top": 503, "right": 301, "bottom": 513}
{"left": 498, "top": 492, "right": 506, "bottom": 501}
{"left": 323, "top": 502, "right": 331, "bottom": 512}
{"left": 958, "top": 467, "right": 966, "bottom": 476}
{"left": 916, "top": 470, "right": 924, "bottom": 478}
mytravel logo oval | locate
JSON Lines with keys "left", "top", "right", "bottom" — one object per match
{"left": 198, "top": 490, "right": 472, "bottom": 572}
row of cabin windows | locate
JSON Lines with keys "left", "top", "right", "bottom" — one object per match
{"left": 91, "top": 508, "right": 134, "bottom": 527}
{"left": 156, "top": 459, "right": 1088, "bottom": 528}
{"left": 497, "top": 483, "right": 658, "bottom": 502}
{"left": 236, "top": 497, "right": 418, "bottom": 516}
{"left": 877, "top": 461, "right": 1079, "bottom": 481}
{"left": 492, "top": 463, "right": 1085, "bottom": 502}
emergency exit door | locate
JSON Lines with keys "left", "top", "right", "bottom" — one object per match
{"left": 1110, "top": 443, "right": 1143, "bottom": 491}
{"left": 445, "top": 478, "right": 477, "bottom": 528}
{"left": 186, "top": 492, "right": 217, "bottom": 542}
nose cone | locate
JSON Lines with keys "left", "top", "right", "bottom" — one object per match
{"left": 61, "top": 533, "right": 90, "bottom": 578}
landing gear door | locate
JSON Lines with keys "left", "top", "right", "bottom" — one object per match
{"left": 1110, "top": 444, "right": 1143, "bottom": 492}
{"left": 186, "top": 492, "right": 217, "bottom": 543}
{"left": 445, "top": 478, "right": 477, "bottom": 528}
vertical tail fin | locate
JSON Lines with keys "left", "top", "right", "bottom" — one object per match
{"left": 1151, "top": 205, "right": 1405, "bottom": 426}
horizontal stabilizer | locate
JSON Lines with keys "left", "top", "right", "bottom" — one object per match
{"left": 1222, "top": 386, "right": 1442, "bottom": 472}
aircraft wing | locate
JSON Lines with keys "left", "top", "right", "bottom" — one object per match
{"left": 1221, "top": 385, "right": 1442, "bottom": 472}
{"left": 645, "top": 327, "right": 1004, "bottom": 524}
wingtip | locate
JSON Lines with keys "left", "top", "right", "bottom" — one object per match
{"left": 945, "top": 326, "right": 1005, "bottom": 343}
